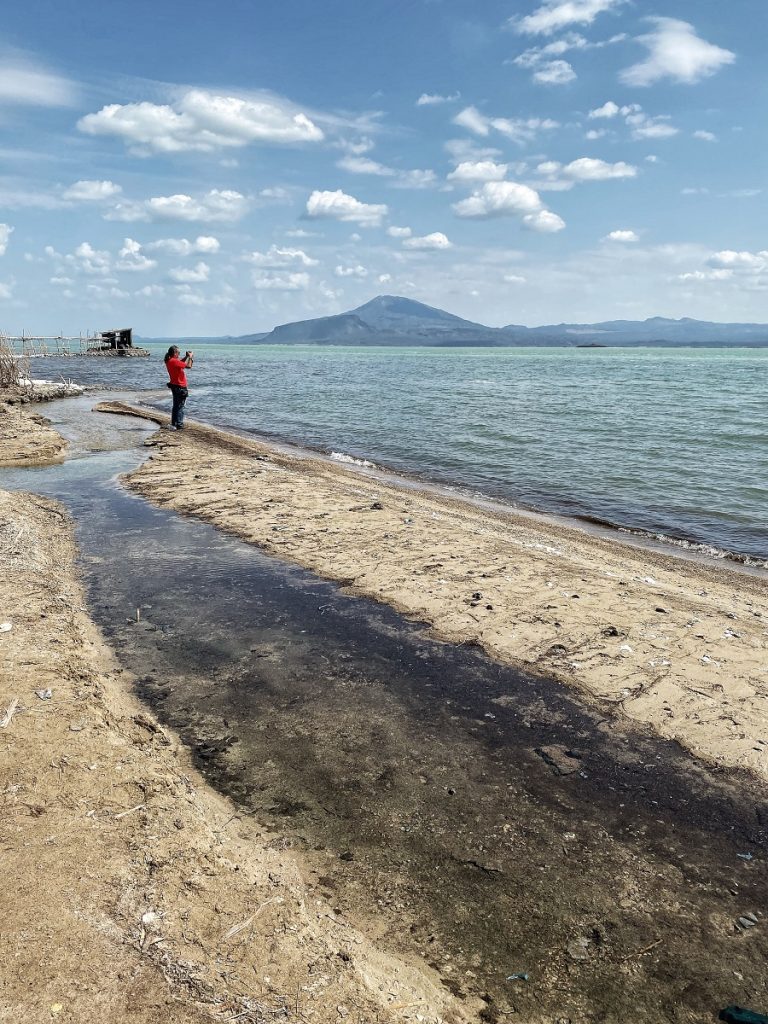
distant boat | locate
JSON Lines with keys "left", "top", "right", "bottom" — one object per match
{"left": 576, "top": 343, "right": 608, "bottom": 348}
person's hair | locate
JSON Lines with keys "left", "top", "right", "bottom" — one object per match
{"left": 164, "top": 345, "right": 180, "bottom": 364}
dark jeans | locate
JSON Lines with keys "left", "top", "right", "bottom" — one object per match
{"left": 170, "top": 385, "right": 188, "bottom": 427}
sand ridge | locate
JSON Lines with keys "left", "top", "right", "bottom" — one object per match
{"left": 102, "top": 402, "right": 768, "bottom": 780}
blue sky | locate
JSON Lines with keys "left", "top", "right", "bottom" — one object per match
{"left": 0, "top": 0, "right": 765, "bottom": 334}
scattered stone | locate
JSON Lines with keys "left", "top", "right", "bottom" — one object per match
{"left": 370, "top": 501, "right": 384, "bottom": 510}
{"left": 567, "top": 937, "right": 591, "bottom": 961}
{"left": 536, "top": 745, "right": 582, "bottom": 776}
{"left": 737, "top": 916, "right": 757, "bottom": 929}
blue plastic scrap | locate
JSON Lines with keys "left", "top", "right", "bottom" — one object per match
{"left": 719, "top": 1007, "right": 768, "bottom": 1024}
{"left": 506, "top": 973, "right": 529, "bottom": 982}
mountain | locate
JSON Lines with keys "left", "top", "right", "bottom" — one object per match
{"left": 259, "top": 295, "right": 503, "bottom": 346}
{"left": 249, "top": 297, "right": 768, "bottom": 347}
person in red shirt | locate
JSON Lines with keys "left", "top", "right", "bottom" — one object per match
{"left": 163, "top": 346, "right": 194, "bottom": 430}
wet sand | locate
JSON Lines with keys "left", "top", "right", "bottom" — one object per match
{"left": 2, "top": 394, "right": 767, "bottom": 1022}
{"left": 104, "top": 402, "right": 768, "bottom": 780}
{"left": 0, "top": 395, "right": 68, "bottom": 466}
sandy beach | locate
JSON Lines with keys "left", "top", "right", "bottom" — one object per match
{"left": 103, "top": 401, "right": 768, "bottom": 781}
{"left": 0, "top": 402, "right": 474, "bottom": 1024}
{"left": 2, "top": 396, "right": 767, "bottom": 1023}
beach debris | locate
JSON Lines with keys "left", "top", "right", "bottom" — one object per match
{"left": 370, "top": 501, "right": 384, "bottom": 510}
{"left": 655, "top": 606, "right": 667, "bottom": 613}
{"left": 567, "top": 937, "right": 591, "bottom": 961}
{"left": 0, "top": 621, "right": 12, "bottom": 633}
{"left": 536, "top": 745, "right": 582, "bottom": 776}
{"left": 35, "top": 689, "right": 53, "bottom": 700}
{"left": 506, "top": 972, "right": 529, "bottom": 982}
{"left": 602, "top": 625, "right": 620, "bottom": 637}
{"left": 719, "top": 1008, "right": 768, "bottom": 1024}
{"left": 0, "top": 698, "right": 19, "bottom": 728}
{"left": 737, "top": 852, "right": 754, "bottom": 861}
{"left": 737, "top": 913, "right": 759, "bottom": 930}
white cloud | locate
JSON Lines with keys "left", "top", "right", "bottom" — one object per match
{"left": 693, "top": 129, "right": 717, "bottom": 142}
{"left": 0, "top": 57, "right": 78, "bottom": 107}
{"left": 452, "top": 181, "right": 564, "bottom": 232}
{"left": 78, "top": 88, "right": 325, "bottom": 155}
{"left": 503, "top": 273, "right": 527, "bottom": 283}
{"left": 107, "top": 189, "right": 249, "bottom": 223}
{"left": 708, "top": 250, "right": 768, "bottom": 270}
{"left": 169, "top": 261, "right": 210, "bottom": 283}
{"left": 338, "top": 156, "right": 436, "bottom": 189}
{"left": 0, "top": 224, "right": 13, "bottom": 256}
{"left": 116, "top": 237, "right": 157, "bottom": 271}
{"left": 585, "top": 129, "right": 608, "bottom": 140}
{"left": 588, "top": 100, "right": 637, "bottom": 119}
{"left": 416, "top": 92, "right": 461, "bottom": 106}
{"left": 62, "top": 179, "right": 123, "bottom": 202}
{"left": 338, "top": 155, "right": 393, "bottom": 176}
{"left": 448, "top": 160, "right": 509, "bottom": 183}
{"left": 146, "top": 235, "right": 220, "bottom": 255}
{"left": 56, "top": 241, "right": 111, "bottom": 276}
{"left": 387, "top": 225, "right": 412, "bottom": 238}
{"left": 244, "top": 245, "right": 318, "bottom": 268}
{"left": 444, "top": 139, "right": 503, "bottom": 163}
{"left": 378, "top": 273, "right": 392, "bottom": 284}
{"left": 251, "top": 270, "right": 309, "bottom": 290}
{"left": 334, "top": 264, "right": 368, "bottom": 278}
{"left": 305, "top": 189, "right": 387, "bottom": 227}
{"left": 515, "top": 0, "right": 624, "bottom": 36}
{"left": 645, "top": 154, "right": 659, "bottom": 163}
{"left": 562, "top": 157, "right": 637, "bottom": 180}
{"left": 453, "top": 106, "right": 558, "bottom": 144}
{"left": 621, "top": 18, "right": 735, "bottom": 87}
{"left": 605, "top": 229, "right": 639, "bottom": 242}
{"left": 628, "top": 116, "right": 678, "bottom": 140}
{"left": 0, "top": 280, "right": 14, "bottom": 300}
{"left": 532, "top": 60, "right": 577, "bottom": 85}
{"left": 137, "top": 284, "right": 165, "bottom": 298}
{"left": 402, "top": 232, "right": 452, "bottom": 250}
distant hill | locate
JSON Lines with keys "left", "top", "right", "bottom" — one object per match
{"left": 146, "top": 296, "right": 768, "bottom": 347}
{"left": 246, "top": 297, "right": 768, "bottom": 347}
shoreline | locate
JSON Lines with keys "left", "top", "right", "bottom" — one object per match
{"left": 99, "top": 400, "right": 768, "bottom": 780}
{"left": 134, "top": 392, "right": 766, "bottom": 570}
{"left": 0, "top": 403, "right": 473, "bottom": 1022}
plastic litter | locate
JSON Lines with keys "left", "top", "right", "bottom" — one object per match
{"left": 506, "top": 973, "right": 529, "bottom": 982}
{"left": 719, "top": 1008, "right": 768, "bottom": 1024}
{"left": 35, "top": 689, "right": 53, "bottom": 700}
{"left": 737, "top": 852, "right": 754, "bottom": 861}
{"left": 0, "top": 622, "right": 12, "bottom": 633}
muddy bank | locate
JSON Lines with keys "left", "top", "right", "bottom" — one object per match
{"left": 104, "top": 402, "right": 768, "bottom": 780}
{"left": 0, "top": 488, "right": 473, "bottom": 1023}
{"left": 0, "top": 392, "right": 68, "bottom": 466}
{"left": 57, "top": 451, "right": 768, "bottom": 1024}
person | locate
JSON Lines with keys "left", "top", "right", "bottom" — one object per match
{"left": 163, "top": 345, "right": 194, "bottom": 430}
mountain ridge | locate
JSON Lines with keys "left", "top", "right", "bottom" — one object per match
{"left": 170, "top": 295, "right": 768, "bottom": 347}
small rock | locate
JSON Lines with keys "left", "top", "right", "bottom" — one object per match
{"left": 536, "top": 745, "right": 582, "bottom": 776}
{"left": 567, "top": 937, "right": 591, "bottom": 961}
{"left": 737, "top": 916, "right": 757, "bottom": 929}
{"left": 370, "top": 501, "right": 384, "bottom": 510}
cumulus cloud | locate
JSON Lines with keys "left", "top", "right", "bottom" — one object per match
{"left": 532, "top": 60, "right": 577, "bottom": 85}
{"left": 53, "top": 241, "right": 111, "bottom": 276}
{"left": 503, "top": 273, "right": 527, "bottom": 283}
{"left": 387, "top": 226, "right": 412, "bottom": 238}
{"left": 708, "top": 250, "right": 768, "bottom": 270}
{"left": 334, "top": 264, "right": 368, "bottom": 278}
{"left": 605, "top": 229, "right": 639, "bottom": 242}
{"left": 535, "top": 158, "right": 637, "bottom": 188}
{"left": 0, "top": 224, "right": 13, "bottom": 256}
{"left": 402, "top": 232, "right": 452, "bottom": 250}
{"left": 0, "top": 56, "right": 78, "bottom": 107}
{"left": 244, "top": 245, "right": 318, "bottom": 268}
{"left": 78, "top": 88, "right": 324, "bottom": 155}
{"left": 514, "top": 31, "right": 625, "bottom": 85}
{"left": 107, "top": 189, "right": 249, "bottom": 223}
{"left": 116, "top": 238, "right": 157, "bottom": 271}
{"left": 452, "top": 181, "right": 564, "bottom": 232}
{"left": 62, "top": 180, "right": 123, "bottom": 202}
{"left": 146, "top": 236, "right": 220, "bottom": 255}
{"left": 251, "top": 270, "right": 309, "bottom": 290}
{"left": 169, "top": 261, "right": 210, "bottom": 283}
{"left": 626, "top": 113, "right": 678, "bottom": 139}
{"left": 447, "top": 160, "right": 509, "bottom": 183}
{"left": 453, "top": 106, "right": 558, "bottom": 143}
{"left": 514, "top": 0, "right": 624, "bottom": 36}
{"left": 588, "top": 100, "right": 639, "bottom": 119}
{"left": 416, "top": 92, "right": 461, "bottom": 106}
{"left": 337, "top": 156, "right": 436, "bottom": 189}
{"left": 677, "top": 249, "right": 768, "bottom": 287}
{"left": 621, "top": 18, "right": 735, "bottom": 87}
{"left": 305, "top": 189, "right": 387, "bottom": 227}
{"left": 693, "top": 129, "right": 717, "bottom": 142}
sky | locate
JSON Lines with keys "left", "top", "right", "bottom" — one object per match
{"left": 0, "top": 0, "right": 765, "bottom": 335}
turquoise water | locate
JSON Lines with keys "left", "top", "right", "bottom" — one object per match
{"left": 32, "top": 344, "right": 768, "bottom": 561}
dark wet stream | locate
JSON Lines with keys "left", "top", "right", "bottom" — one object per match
{"left": 3, "top": 399, "right": 767, "bottom": 1023}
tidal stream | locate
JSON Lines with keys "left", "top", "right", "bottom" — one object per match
{"left": 2, "top": 399, "right": 767, "bottom": 1022}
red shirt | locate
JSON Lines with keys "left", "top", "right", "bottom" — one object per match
{"left": 166, "top": 357, "right": 188, "bottom": 387}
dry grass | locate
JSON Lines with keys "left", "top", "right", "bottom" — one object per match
{"left": 0, "top": 337, "right": 30, "bottom": 391}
